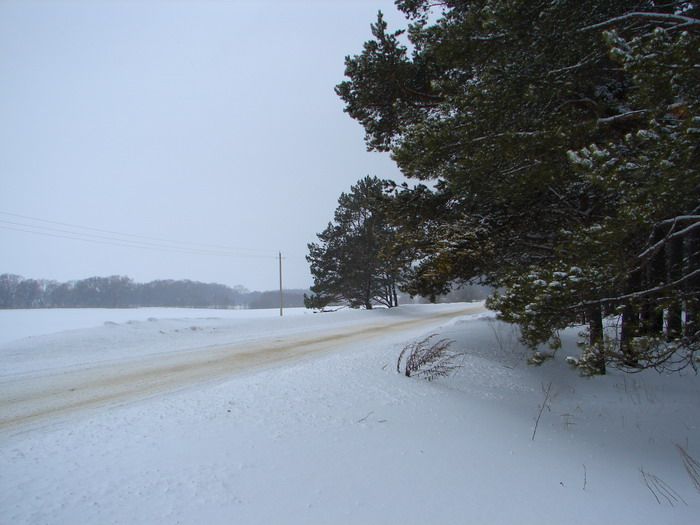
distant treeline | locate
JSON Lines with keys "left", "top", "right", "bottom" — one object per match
{"left": 0, "top": 274, "right": 309, "bottom": 310}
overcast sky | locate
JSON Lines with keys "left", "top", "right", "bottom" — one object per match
{"left": 0, "top": 0, "right": 407, "bottom": 291}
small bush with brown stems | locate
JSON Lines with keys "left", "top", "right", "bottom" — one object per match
{"left": 396, "top": 335, "right": 463, "bottom": 381}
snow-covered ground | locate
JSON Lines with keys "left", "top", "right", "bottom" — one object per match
{"left": 1, "top": 304, "right": 699, "bottom": 524}
{"left": 0, "top": 306, "right": 308, "bottom": 347}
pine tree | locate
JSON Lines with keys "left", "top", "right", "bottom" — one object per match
{"left": 305, "top": 177, "right": 406, "bottom": 309}
{"left": 337, "top": 1, "right": 699, "bottom": 371}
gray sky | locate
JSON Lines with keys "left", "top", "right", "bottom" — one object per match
{"left": 0, "top": 0, "right": 406, "bottom": 291}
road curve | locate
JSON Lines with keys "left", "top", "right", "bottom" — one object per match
{"left": 0, "top": 305, "right": 485, "bottom": 432}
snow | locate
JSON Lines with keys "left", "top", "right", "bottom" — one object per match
{"left": 0, "top": 306, "right": 308, "bottom": 347}
{"left": 0, "top": 305, "right": 464, "bottom": 378}
{"left": 1, "top": 304, "right": 699, "bottom": 524}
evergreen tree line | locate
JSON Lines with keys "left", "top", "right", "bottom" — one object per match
{"left": 0, "top": 274, "right": 308, "bottom": 310}
{"left": 307, "top": 1, "right": 699, "bottom": 373}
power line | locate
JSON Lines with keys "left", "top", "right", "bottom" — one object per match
{"left": 0, "top": 223, "right": 278, "bottom": 259}
{"left": 0, "top": 210, "right": 275, "bottom": 255}
{"left": 0, "top": 224, "right": 280, "bottom": 259}
{"left": 0, "top": 219, "right": 276, "bottom": 257}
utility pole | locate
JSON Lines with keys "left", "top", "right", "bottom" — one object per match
{"left": 279, "top": 251, "right": 283, "bottom": 317}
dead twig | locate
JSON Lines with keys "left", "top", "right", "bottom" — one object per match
{"left": 676, "top": 444, "right": 700, "bottom": 493}
{"left": 640, "top": 468, "right": 687, "bottom": 506}
{"left": 531, "top": 381, "right": 553, "bottom": 441}
{"left": 357, "top": 411, "right": 374, "bottom": 423}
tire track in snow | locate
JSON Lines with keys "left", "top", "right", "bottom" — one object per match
{"left": 0, "top": 305, "right": 485, "bottom": 432}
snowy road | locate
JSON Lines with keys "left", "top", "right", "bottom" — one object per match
{"left": 0, "top": 304, "right": 484, "bottom": 431}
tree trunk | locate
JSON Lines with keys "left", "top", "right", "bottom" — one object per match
{"left": 640, "top": 228, "right": 665, "bottom": 335}
{"left": 666, "top": 235, "right": 683, "bottom": 339}
{"left": 620, "top": 304, "right": 639, "bottom": 366}
{"left": 587, "top": 305, "right": 606, "bottom": 375}
{"left": 685, "top": 228, "right": 700, "bottom": 337}
{"left": 620, "top": 271, "right": 640, "bottom": 367}
{"left": 365, "top": 277, "right": 372, "bottom": 309}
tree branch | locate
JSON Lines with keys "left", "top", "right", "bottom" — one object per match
{"left": 580, "top": 12, "right": 700, "bottom": 32}
{"left": 638, "top": 220, "right": 700, "bottom": 261}
{"left": 597, "top": 110, "right": 648, "bottom": 125}
{"left": 573, "top": 268, "right": 700, "bottom": 309}
{"left": 471, "top": 131, "right": 543, "bottom": 144}
{"left": 546, "top": 52, "right": 601, "bottom": 76}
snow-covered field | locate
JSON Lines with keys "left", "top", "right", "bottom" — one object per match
{"left": 1, "top": 304, "right": 699, "bottom": 524}
{"left": 0, "top": 306, "right": 309, "bottom": 347}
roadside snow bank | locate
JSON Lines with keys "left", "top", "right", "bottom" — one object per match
{"left": 0, "top": 304, "right": 472, "bottom": 377}
{"left": 0, "top": 307, "right": 308, "bottom": 346}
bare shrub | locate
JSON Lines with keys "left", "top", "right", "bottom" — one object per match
{"left": 396, "top": 334, "right": 463, "bottom": 381}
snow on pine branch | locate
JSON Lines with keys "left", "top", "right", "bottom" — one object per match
{"left": 597, "top": 110, "right": 649, "bottom": 126}
{"left": 638, "top": 218, "right": 700, "bottom": 262}
{"left": 572, "top": 268, "right": 700, "bottom": 309}
{"left": 580, "top": 12, "right": 700, "bottom": 32}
